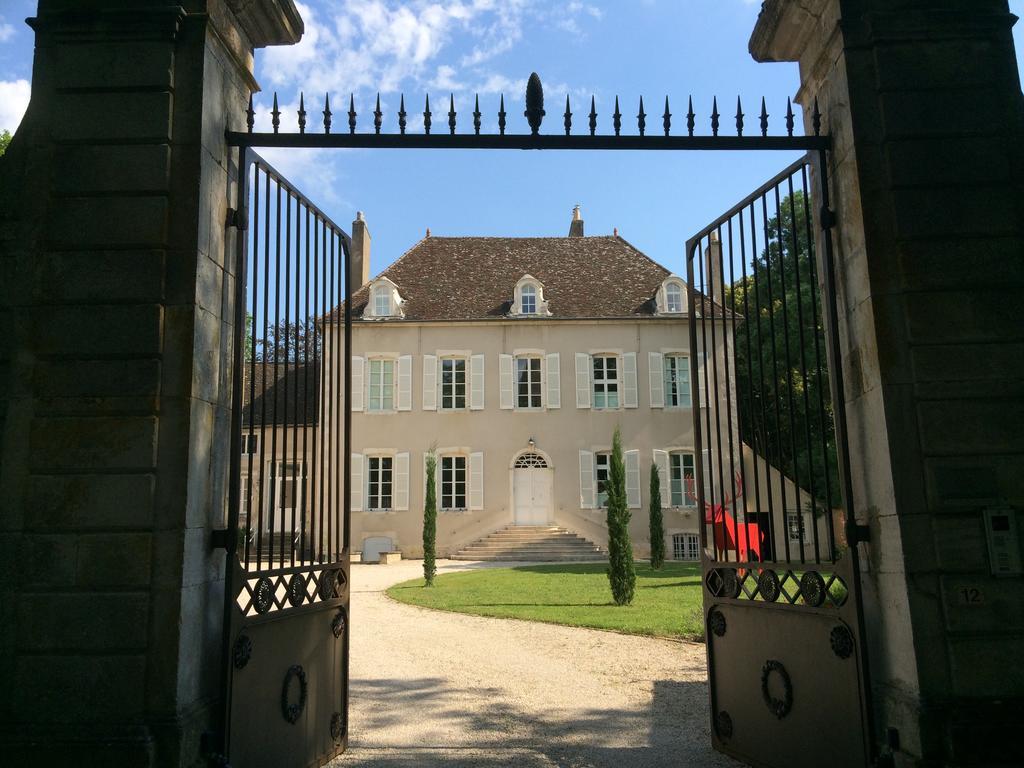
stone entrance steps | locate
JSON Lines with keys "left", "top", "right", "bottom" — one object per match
{"left": 452, "top": 525, "right": 606, "bottom": 562}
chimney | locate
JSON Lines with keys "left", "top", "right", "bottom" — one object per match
{"left": 349, "top": 211, "right": 371, "bottom": 291}
{"left": 704, "top": 230, "right": 722, "bottom": 304}
{"left": 568, "top": 204, "right": 584, "bottom": 237}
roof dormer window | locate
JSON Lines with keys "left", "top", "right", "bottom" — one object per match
{"left": 511, "top": 274, "right": 551, "bottom": 317}
{"left": 363, "top": 277, "right": 405, "bottom": 319}
{"left": 656, "top": 276, "right": 687, "bottom": 315}
{"left": 521, "top": 284, "right": 537, "bottom": 315}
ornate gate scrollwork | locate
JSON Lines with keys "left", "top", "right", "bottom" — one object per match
{"left": 760, "top": 660, "right": 793, "bottom": 719}
{"left": 281, "top": 665, "right": 308, "bottom": 724}
{"left": 831, "top": 625, "right": 854, "bottom": 659}
{"left": 232, "top": 634, "right": 252, "bottom": 670}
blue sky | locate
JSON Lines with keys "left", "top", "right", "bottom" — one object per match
{"left": 2, "top": 1, "right": 1023, "bottom": 277}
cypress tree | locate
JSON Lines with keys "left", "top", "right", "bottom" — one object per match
{"left": 649, "top": 462, "right": 665, "bottom": 569}
{"left": 606, "top": 427, "right": 636, "bottom": 605}
{"left": 423, "top": 451, "right": 437, "bottom": 586}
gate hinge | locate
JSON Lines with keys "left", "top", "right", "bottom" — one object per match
{"left": 850, "top": 523, "right": 871, "bottom": 544}
{"left": 210, "top": 528, "right": 231, "bottom": 550}
{"left": 226, "top": 207, "right": 248, "bottom": 230}
{"left": 820, "top": 206, "right": 836, "bottom": 229}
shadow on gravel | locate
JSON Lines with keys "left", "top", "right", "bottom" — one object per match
{"left": 333, "top": 676, "right": 730, "bottom": 768}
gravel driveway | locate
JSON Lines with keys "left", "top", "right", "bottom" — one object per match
{"left": 330, "top": 559, "right": 739, "bottom": 768}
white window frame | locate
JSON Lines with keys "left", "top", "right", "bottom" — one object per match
{"left": 788, "top": 510, "right": 808, "bottom": 543}
{"left": 373, "top": 286, "right": 390, "bottom": 317}
{"left": 665, "top": 281, "right": 684, "bottom": 313}
{"left": 269, "top": 460, "right": 306, "bottom": 520}
{"left": 515, "top": 355, "right": 543, "bottom": 409}
{"left": 440, "top": 356, "right": 468, "bottom": 411}
{"left": 673, "top": 532, "right": 700, "bottom": 561}
{"left": 242, "top": 434, "right": 259, "bottom": 454}
{"left": 669, "top": 451, "right": 697, "bottom": 508}
{"left": 366, "top": 455, "right": 394, "bottom": 512}
{"left": 367, "top": 357, "right": 395, "bottom": 412}
{"left": 664, "top": 354, "right": 692, "bottom": 408}
{"left": 440, "top": 454, "right": 468, "bottom": 511}
{"left": 592, "top": 354, "right": 620, "bottom": 410}
{"left": 520, "top": 284, "right": 537, "bottom": 315}
{"left": 595, "top": 452, "right": 611, "bottom": 508}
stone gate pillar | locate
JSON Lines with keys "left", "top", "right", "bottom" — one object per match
{"left": 0, "top": 1, "right": 301, "bottom": 764}
{"left": 751, "top": 1, "right": 1023, "bottom": 765}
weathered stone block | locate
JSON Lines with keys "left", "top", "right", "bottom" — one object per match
{"left": 891, "top": 185, "right": 1017, "bottom": 239}
{"left": 917, "top": 399, "right": 1024, "bottom": 455}
{"left": 52, "top": 92, "right": 172, "bottom": 142}
{"left": 905, "top": 291, "right": 1021, "bottom": 344}
{"left": 16, "top": 593, "right": 148, "bottom": 651}
{"left": 29, "top": 415, "right": 158, "bottom": 470}
{"left": 32, "top": 304, "right": 161, "bottom": 356}
{"left": 26, "top": 473, "right": 156, "bottom": 530}
{"left": 76, "top": 532, "right": 152, "bottom": 587}
{"left": 879, "top": 88, "right": 1001, "bottom": 139}
{"left": 886, "top": 136, "right": 1010, "bottom": 187}
{"left": 18, "top": 534, "right": 78, "bottom": 587}
{"left": 898, "top": 237, "right": 1024, "bottom": 291}
{"left": 874, "top": 40, "right": 998, "bottom": 90}
{"left": 13, "top": 654, "right": 146, "bottom": 722}
{"left": 54, "top": 144, "right": 171, "bottom": 195}
{"left": 33, "top": 250, "right": 165, "bottom": 304}
{"left": 950, "top": 636, "right": 1024, "bottom": 698}
{"left": 46, "top": 196, "right": 168, "bottom": 248}
{"left": 50, "top": 40, "right": 174, "bottom": 90}
{"left": 33, "top": 359, "right": 161, "bottom": 399}
{"left": 933, "top": 514, "right": 989, "bottom": 572}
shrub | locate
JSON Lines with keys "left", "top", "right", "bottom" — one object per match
{"left": 606, "top": 427, "right": 636, "bottom": 605}
{"left": 423, "top": 451, "right": 438, "bottom": 586}
{"left": 649, "top": 462, "right": 665, "bottom": 569}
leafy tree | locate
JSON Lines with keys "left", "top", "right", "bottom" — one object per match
{"left": 244, "top": 313, "right": 254, "bottom": 362}
{"left": 423, "top": 451, "right": 437, "bottom": 586}
{"left": 648, "top": 463, "right": 665, "bottom": 569}
{"left": 728, "top": 190, "right": 841, "bottom": 512}
{"left": 0, "top": 130, "right": 11, "bottom": 158}
{"left": 254, "top": 317, "right": 322, "bottom": 362}
{"left": 605, "top": 428, "right": 636, "bottom": 605}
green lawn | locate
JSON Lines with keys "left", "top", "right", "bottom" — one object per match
{"left": 386, "top": 562, "right": 706, "bottom": 641}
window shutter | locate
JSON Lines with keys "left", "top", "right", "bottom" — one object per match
{"left": 394, "top": 452, "right": 410, "bottom": 511}
{"left": 469, "top": 452, "right": 484, "bottom": 510}
{"left": 702, "top": 448, "right": 714, "bottom": 507}
{"left": 350, "top": 357, "right": 365, "bottom": 412}
{"left": 545, "top": 353, "right": 560, "bottom": 409}
{"left": 422, "top": 354, "right": 437, "bottom": 410}
{"left": 622, "top": 352, "right": 638, "bottom": 408}
{"left": 625, "top": 449, "right": 641, "bottom": 509}
{"left": 579, "top": 449, "right": 594, "bottom": 509}
{"left": 350, "top": 453, "right": 364, "bottom": 512}
{"left": 575, "top": 353, "right": 591, "bottom": 409}
{"left": 653, "top": 450, "right": 670, "bottom": 503}
{"left": 499, "top": 354, "right": 514, "bottom": 409}
{"left": 697, "top": 360, "right": 707, "bottom": 408}
{"left": 397, "top": 355, "right": 412, "bottom": 411}
{"left": 649, "top": 352, "right": 664, "bottom": 408}
{"left": 470, "top": 354, "right": 485, "bottom": 410}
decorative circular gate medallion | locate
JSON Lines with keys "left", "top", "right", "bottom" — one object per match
{"left": 722, "top": 568, "right": 740, "bottom": 599}
{"left": 287, "top": 573, "right": 307, "bottom": 607}
{"left": 318, "top": 569, "right": 339, "bottom": 600}
{"left": 758, "top": 569, "right": 781, "bottom": 602}
{"left": 330, "top": 711, "right": 346, "bottom": 742}
{"left": 253, "top": 576, "right": 274, "bottom": 615}
{"left": 715, "top": 710, "right": 733, "bottom": 739}
{"left": 800, "top": 571, "right": 826, "bottom": 607}
{"left": 708, "top": 608, "right": 727, "bottom": 637}
{"left": 232, "top": 634, "right": 253, "bottom": 669}
{"left": 830, "top": 625, "right": 854, "bottom": 659}
{"left": 760, "top": 660, "right": 793, "bottom": 719}
{"left": 281, "top": 665, "right": 308, "bottom": 724}
{"left": 332, "top": 608, "right": 347, "bottom": 639}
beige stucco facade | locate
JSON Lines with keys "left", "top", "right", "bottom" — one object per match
{"left": 309, "top": 314, "right": 818, "bottom": 563}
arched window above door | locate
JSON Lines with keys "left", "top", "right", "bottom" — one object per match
{"left": 514, "top": 452, "right": 549, "bottom": 468}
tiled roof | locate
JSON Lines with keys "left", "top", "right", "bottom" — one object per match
{"left": 241, "top": 362, "right": 320, "bottom": 427}
{"left": 348, "top": 235, "right": 678, "bottom": 321}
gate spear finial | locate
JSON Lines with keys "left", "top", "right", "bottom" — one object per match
{"left": 525, "top": 72, "right": 545, "bottom": 135}
{"left": 637, "top": 96, "right": 646, "bottom": 137}
{"left": 374, "top": 93, "right": 383, "bottom": 135}
{"left": 759, "top": 97, "right": 768, "bottom": 137}
{"left": 588, "top": 95, "right": 597, "bottom": 136}
{"left": 298, "top": 92, "right": 306, "bottom": 134}
{"left": 271, "top": 92, "right": 280, "bottom": 134}
{"left": 663, "top": 96, "right": 671, "bottom": 137}
{"left": 348, "top": 93, "right": 357, "bottom": 135}
{"left": 423, "top": 93, "right": 432, "bottom": 135}
{"left": 398, "top": 94, "right": 407, "bottom": 135}
{"left": 323, "top": 92, "right": 332, "bottom": 134}
{"left": 735, "top": 95, "right": 743, "bottom": 137}
{"left": 711, "top": 96, "right": 720, "bottom": 137}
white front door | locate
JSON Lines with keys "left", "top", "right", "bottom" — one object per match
{"left": 513, "top": 468, "right": 552, "bottom": 525}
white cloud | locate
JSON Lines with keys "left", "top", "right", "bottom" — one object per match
{"left": 0, "top": 22, "right": 15, "bottom": 43}
{"left": 0, "top": 79, "right": 30, "bottom": 133}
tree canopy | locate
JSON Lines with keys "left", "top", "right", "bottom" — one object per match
{"left": 727, "top": 190, "right": 841, "bottom": 511}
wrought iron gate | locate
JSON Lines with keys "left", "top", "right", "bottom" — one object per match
{"left": 220, "top": 150, "right": 352, "bottom": 768}
{"left": 220, "top": 72, "right": 876, "bottom": 767}
{"left": 686, "top": 155, "right": 872, "bottom": 768}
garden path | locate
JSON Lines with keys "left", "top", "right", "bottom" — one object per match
{"left": 330, "top": 559, "right": 739, "bottom": 768}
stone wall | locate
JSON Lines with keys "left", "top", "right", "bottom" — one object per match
{"left": 751, "top": 1, "right": 1024, "bottom": 765}
{"left": 0, "top": 2, "right": 300, "bottom": 765}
